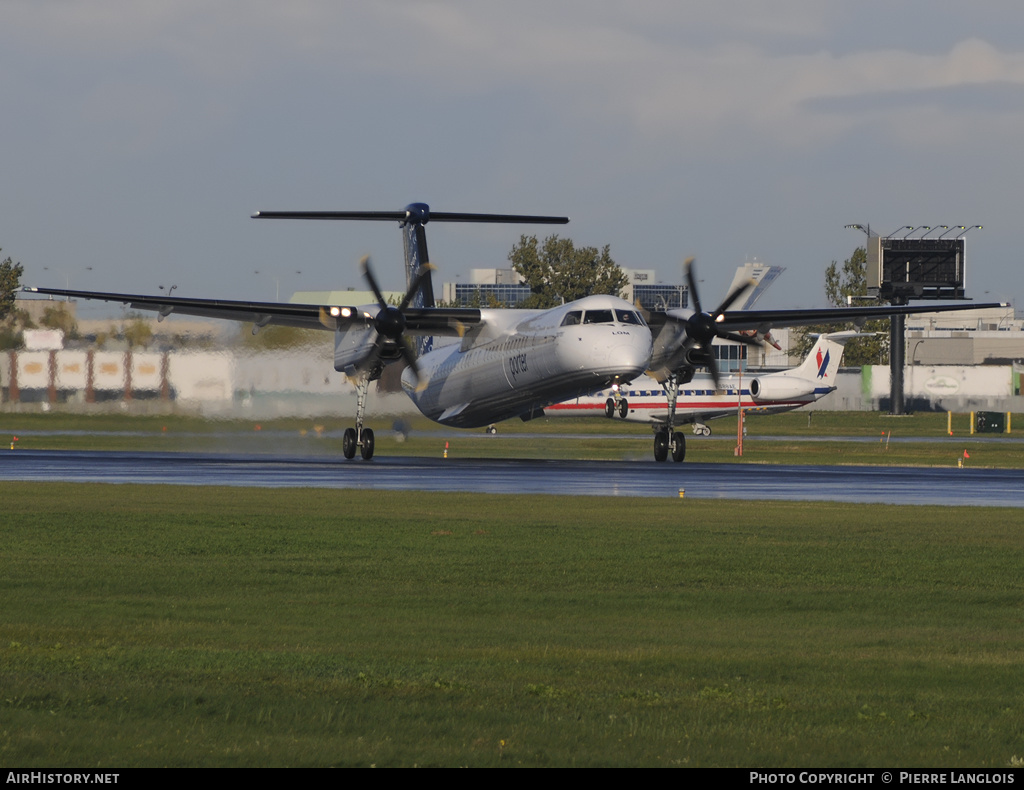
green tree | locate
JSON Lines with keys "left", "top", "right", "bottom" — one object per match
{"left": 794, "top": 247, "right": 889, "bottom": 366}
{"left": 0, "top": 251, "right": 24, "bottom": 322}
{"left": 41, "top": 304, "right": 79, "bottom": 339}
{"left": 508, "top": 235, "right": 628, "bottom": 309}
{"left": 121, "top": 313, "right": 154, "bottom": 349}
{"left": 240, "top": 324, "right": 326, "bottom": 351}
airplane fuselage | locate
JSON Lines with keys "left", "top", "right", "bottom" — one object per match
{"left": 547, "top": 374, "right": 828, "bottom": 425}
{"left": 547, "top": 331, "right": 850, "bottom": 430}
{"left": 400, "top": 294, "right": 652, "bottom": 428}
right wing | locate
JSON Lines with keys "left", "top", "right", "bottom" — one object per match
{"left": 21, "top": 286, "right": 481, "bottom": 335}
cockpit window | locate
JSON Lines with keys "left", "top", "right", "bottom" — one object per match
{"left": 563, "top": 308, "right": 646, "bottom": 326}
{"left": 582, "top": 309, "right": 614, "bottom": 324}
{"left": 616, "top": 309, "right": 645, "bottom": 326}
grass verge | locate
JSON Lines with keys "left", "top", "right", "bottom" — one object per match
{"left": 2, "top": 484, "right": 1023, "bottom": 767}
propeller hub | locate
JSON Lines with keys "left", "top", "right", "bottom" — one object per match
{"left": 685, "top": 311, "right": 716, "bottom": 345}
{"left": 374, "top": 306, "right": 406, "bottom": 339}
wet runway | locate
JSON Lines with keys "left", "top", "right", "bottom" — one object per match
{"left": 3, "top": 449, "right": 1023, "bottom": 507}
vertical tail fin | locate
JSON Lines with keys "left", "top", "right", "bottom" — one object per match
{"left": 792, "top": 332, "right": 853, "bottom": 383}
{"left": 400, "top": 203, "right": 436, "bottom": 310}
{"left": 400, "top": 204, "right": 435, "bottom": 357}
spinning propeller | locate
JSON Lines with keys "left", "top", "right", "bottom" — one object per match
{"left": 678, "top": 257, "right": 761, "bottom": 387}
{"left": 355, "top": 256, "right": 434, "bottom": 385}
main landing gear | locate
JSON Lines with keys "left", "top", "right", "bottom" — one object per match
{"left": 604, "top": 395, "right": 628, "bottom": 419}
{"left": 343, "top": 372, "right": 375, "bottom": 461}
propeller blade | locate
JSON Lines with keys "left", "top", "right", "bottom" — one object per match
{"left": 678, "top": 257, "right": 759, "bottom": 388}
{"left": 712, "top": 278, "right": 754, "bottom": 317}
{"left": 361, "top": 256, "right": 389, "bottom": 309}
{"left": 357, "top": 255, "right": 438, "bottom": 389}
{"left": 398, "top": 263, "right": 436, "bottom": 312}
{"left": 706, "top": 351, "right": 721, "bottom": 390}
{"left": 718, "top": 330, "right": 762, "bottom": 346}
{"left": 398, "top": 339, "right": 428, "bottom": 390}
{"left": 684, "top": 257, "right": 701, "bottom": 314}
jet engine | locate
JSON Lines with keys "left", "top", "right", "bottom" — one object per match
{"left": 748, "top": 376, "right": 816, "bottom": 402}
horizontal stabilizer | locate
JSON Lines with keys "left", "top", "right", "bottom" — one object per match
{"left": 253, "top": 207, "right": 569, "bottom": 225}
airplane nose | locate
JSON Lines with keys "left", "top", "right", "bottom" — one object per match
{"left": 579, "top": 327, "right": 651, "bottom": 380}
{"left": 613, "top": 329, "right": 653, "bottom": 376}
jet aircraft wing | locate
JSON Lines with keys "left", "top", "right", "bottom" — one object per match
{"left": 21, "top": 286, "right": 482, "bottom": 335}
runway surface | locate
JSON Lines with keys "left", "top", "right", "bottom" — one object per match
{"left": 3, "top": 449, "right": 1023, "bottom": 507}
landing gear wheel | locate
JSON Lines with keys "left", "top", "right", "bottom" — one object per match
{"left": 605, "top": 399, "right": 615, "bottom": 419}
{"left": 653, "top": 429, "right": 669, "bottom": 462}
{"left": 671, "top": 431, "right": 686, "bottom": 462}
{"left": 618, "top": 399, "right": 629, "bottom": 419}
{"left": 343, "top": 427, "right": 357, "bottom": 459}
{"left": 486, "top": 425, "right": 498, "bottom": 435}
{"left": 701, "top": 425, "right": 712, "bottom": 436}
{"left": 360, "top": 428, "right": 375, "bottom": 460}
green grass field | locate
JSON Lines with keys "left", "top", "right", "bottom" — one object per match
{"left": 2, "top": 484, "right": 1023, "bottom": 767}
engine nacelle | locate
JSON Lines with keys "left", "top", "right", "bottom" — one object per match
{"left": 748, "top": 376, "right": 816, "bottom": 403}
{"left": 335, "top": 322, "right": 376, "bottom": 375}
{"left": 685, "top": 347, "right": 712, "bottom": 368}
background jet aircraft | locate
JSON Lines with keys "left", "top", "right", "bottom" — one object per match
{"left": 546, "top": 332, "right": 855, "bottom": 461}
{"left": 24, "top": 202, "right": 1005, "bottom": 461}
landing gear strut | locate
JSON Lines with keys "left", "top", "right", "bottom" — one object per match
{"left": 343, "top": 373, "right": 375, "bottom": 461}
{"left": 652, "top": 372, "right": 686, "bottom": 462}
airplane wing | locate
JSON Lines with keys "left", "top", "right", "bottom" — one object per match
{"left": 713, "top": 301, "right": 1007, "bottom": 333}
{"left": 21, "top": 286, "right": 482, "bottom": 335}
{"left": 645, "top": 300, "right": 1007, "bottom": 384}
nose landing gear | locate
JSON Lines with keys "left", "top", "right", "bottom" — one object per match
{"left": 651, "top": 372, "right": 686, "bottom": 462}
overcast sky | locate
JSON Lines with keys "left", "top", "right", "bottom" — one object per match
{"left": 3, "top": 1, "right": 1023, "bottom": 315}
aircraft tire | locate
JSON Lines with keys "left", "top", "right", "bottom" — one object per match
{"left": 671, "top": 432, "right": 686, "bottom": 462}
{"left": 360, "top": 428, "right": 375, "bottom": 460}
{"left": 653, "top": 430, "right": 669, "bottom": 462}
{"left": 618, "top": 399, "right": 629, "bottom": 419}
{"left": 605, "top": 399, "right": 615, "bottom": 418}
{"left": 343, "top": 428, "right": 357, "bottom": 459}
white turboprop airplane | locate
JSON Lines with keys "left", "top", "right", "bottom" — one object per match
{"left": 23, "top": 202, "right": 1005, "bottom": 462}
{"left": 546, "top": 332, "right": 855, "bottom": 461}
